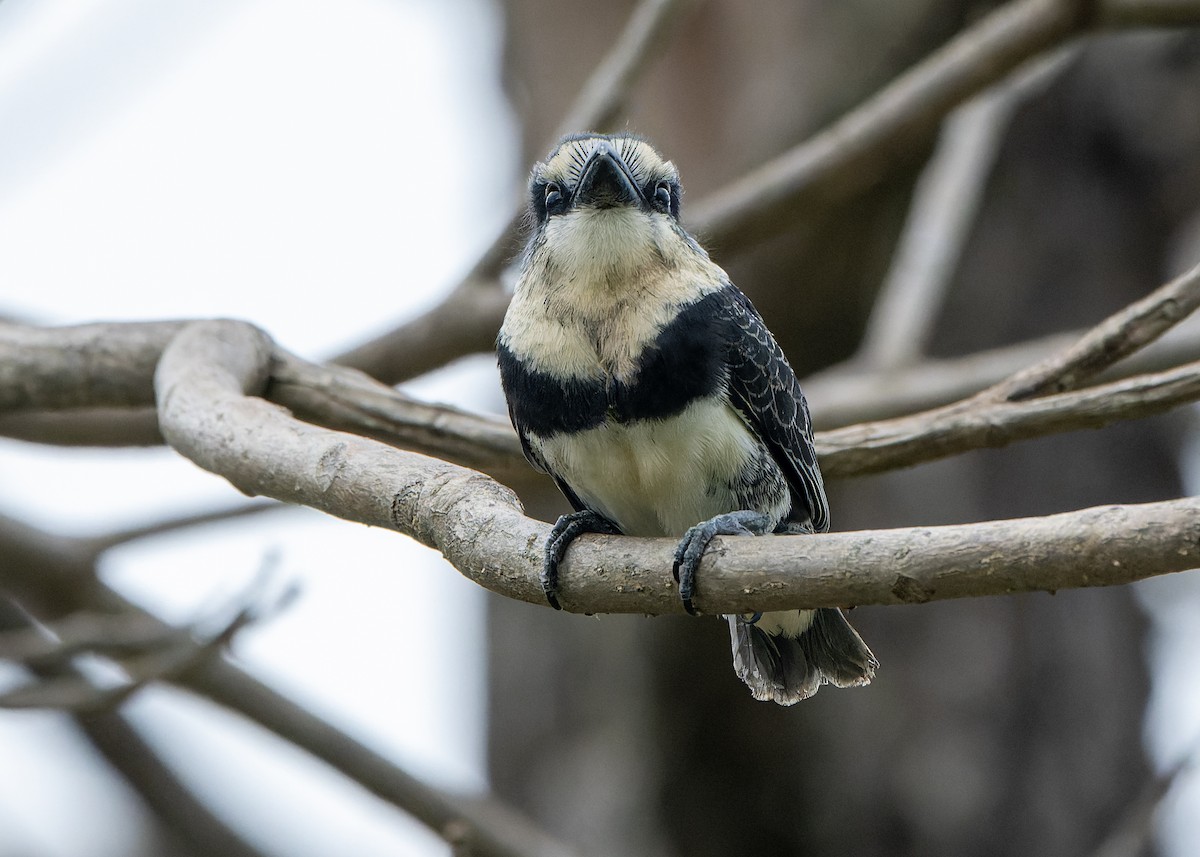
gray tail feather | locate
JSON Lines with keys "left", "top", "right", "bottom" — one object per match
{"left": 728, "top": 608, "right": 878, "bottom": 706}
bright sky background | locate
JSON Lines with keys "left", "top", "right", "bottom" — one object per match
{"left": 0, "top": 1, "right": 516, "bottom": 854}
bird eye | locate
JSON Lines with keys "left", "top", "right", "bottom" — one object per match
{"left": 544, "top": 182, "right": 564, "bottom": 214}
{"left": 653, "top": 180, "right": 672, "bottom": 211}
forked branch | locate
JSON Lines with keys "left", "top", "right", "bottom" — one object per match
{"left": 149, "top": 319, "right": 1200, "bottom": 617}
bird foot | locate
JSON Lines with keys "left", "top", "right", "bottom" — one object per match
{"left": 672, "top": 510, "right": 772, "bottom": 615}
{"left": 543, "top": 510, "right": 621, "bottom": 609}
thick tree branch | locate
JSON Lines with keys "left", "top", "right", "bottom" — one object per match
{"left": 9, "top": 316, "right": 1200, "bottom": 449}
{"left": 269, "top": 352, "right": 526, "bottom": 483}
{"left": 0, "top": 320, "right": 181, "bottom": 411}
{"left": 0, "top": 405, "right": 163, "bottom": 446}
{"left": 7, "top": 269, "right": 1200, "bottom": 491}
{"left": 147, "top": 319, "right": 1200, "bottom": 617}
{"left": 154, "top": 320, "right": 547, "bottom": 598}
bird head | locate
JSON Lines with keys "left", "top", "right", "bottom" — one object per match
{"left": 522, "top": 134, "right": 695, "bottom": 283}
{"left": 529, "top": 133, "right": 681, "bottom": 223}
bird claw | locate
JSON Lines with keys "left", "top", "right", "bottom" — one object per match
{"left": 672, "top": 511, "right": 772, "bottom": 616}
{"left": 543, "top": 510, "right": 621, "bottom": 609}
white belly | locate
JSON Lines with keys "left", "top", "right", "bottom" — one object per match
{"left": 532, "top": 397, "right": 769, "bottom": 537}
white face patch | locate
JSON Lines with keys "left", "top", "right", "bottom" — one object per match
{"left": 540, "top": 136, "right": 674, "bottom": 197}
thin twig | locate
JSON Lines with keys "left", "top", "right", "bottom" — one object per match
{"left": 1098, "top": 0, "right": 1200, "bottom": 27}
{"left": 557, "top": 0, "right": 701, "bottom": 136}
{"left": 983, "top": 260, "right": 1200, "bottom": 401}
{"left": 0, "top": 517, "right": 585, "bottom": 857}
{"left": 0, "top": 600, "right": 275, "bottom": 857}
{"left": 0, "top": 610, "right": 182, "bottom": 665}
{"left": 689, "top": 0, "right": 1097, "bottom": 251}
{"left": 818, "top": 358, "right": 1200, "bottom": 477}
{"left": 81, "top": 500, "right": 284, "bottom": 556}
{"left": 0, "top": 580, "right": 291, "bottom": 712}
{"left": 805, "top": 317, "right": 1200, "bottom": 429}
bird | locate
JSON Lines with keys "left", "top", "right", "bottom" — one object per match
{"left": 496, "top": 132, "right": 877, "bottom": 704}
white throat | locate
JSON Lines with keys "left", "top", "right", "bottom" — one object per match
{"left": 542, "top": 207, "right": 661, "bottom": 287}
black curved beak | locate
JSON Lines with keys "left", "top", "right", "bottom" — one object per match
{"left": 574, "top": 141, "right": 644, "bottom": 209}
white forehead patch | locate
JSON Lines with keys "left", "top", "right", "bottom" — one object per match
{"left": 539, "top": 135, "right": 676, "bottom": 190}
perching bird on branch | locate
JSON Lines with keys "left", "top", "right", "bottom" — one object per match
{"left": 497, "top": 133, "right": 877, "bottom": 704}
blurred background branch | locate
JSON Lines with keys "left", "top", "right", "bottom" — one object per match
{"left": 0, "top": 514, "right": 580, "bottom": 857}
{"left": 0, "top": 598, "right": 276, "bottom": 857}
{"left": 331, "top": 0, "right": 699, "bottom": 384}
{"left": 852, "top": 47, "right": 1078, "bottom": 371}
{"left": 6, "top": 262, "right": 1199, "bottom": 486}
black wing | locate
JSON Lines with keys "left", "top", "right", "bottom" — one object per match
{"left": 719, "top": 284, "right": 830, "bottom": 533}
